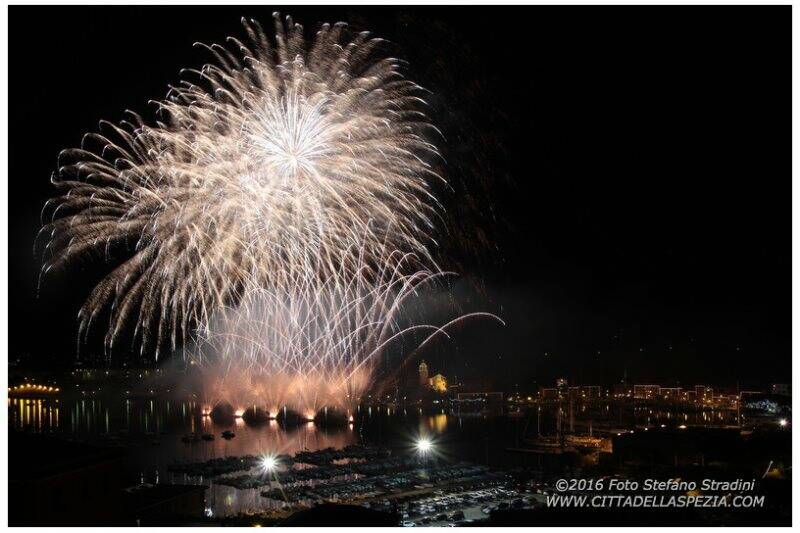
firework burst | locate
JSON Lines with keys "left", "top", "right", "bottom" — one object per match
{"left": 40, "top": 14, "right": 444, "bottom": 359}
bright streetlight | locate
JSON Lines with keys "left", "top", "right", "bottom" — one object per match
{"left": 260, "top": 454, "right": 278, "bottom": 473}
{"left": 416, "top": 437, "right": 433, "bottom": 454}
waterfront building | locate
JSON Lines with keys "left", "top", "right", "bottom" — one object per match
{"left": 428, "top": 374, "right": 448, "bottom": 394}
{"left": 633, "top": 384, "right": 660, "bottom": 399}
{"left": 660, "top": 387, "right": 682, "bottom": 401}
{"left": 695, "top": 385, "right": 713, "bottom": 401}
{"left": 418, "top": 360, "right": 429, "bottom": 387}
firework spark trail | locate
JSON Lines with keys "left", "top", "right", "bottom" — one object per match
{"left": 193, "top": 250, "right": 504, "bottom": 415}
{"left": 40, "top": 14, "right": 503, "bottom": 416}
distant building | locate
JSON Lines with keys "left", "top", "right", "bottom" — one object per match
{"left": 554, "top": 378, "right": 569, "bottom": 400}
{"left": 540, "top": 388, "right": 559, "bottom": 401}
{"left": 739, "top": 390, "right": 763, "bottom": 402}
{"left": 721, "top": 394, "right": 740, "bottom": 408}
{"left": 569, "top": 386, "right": 601, "bottom": 400}
{"left": 772, "top": 383, "right": 791, "bottom": 397}
{"left": 695, "top": 385, "right": 713, "bottom": 401}
{"left": 428, "top": 374, "right": 448, "bottom": 394}
{"left": 613, "top": 383, "right": 633, "bottom": 398}
{"left": 633, "top": 384, "right": 660, "bottom": 399}
{"left": 660, "top": 387, "right": 681, "bottom": 401}
{"left": 456, "top": 392, "right": 503, "bottom": 403}
{"left": 418, "top": 360, "right": 429, "bottom": 387}
{"left": 453, "top": 391, "right": 504, "bottom": 413}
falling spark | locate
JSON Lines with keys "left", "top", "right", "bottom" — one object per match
{"left": 193, "top": 251, "right": 502, "bottom": 416}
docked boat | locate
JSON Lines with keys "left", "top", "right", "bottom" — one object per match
{"left": 181, "top": 433, "right": 201, "bottom": 444}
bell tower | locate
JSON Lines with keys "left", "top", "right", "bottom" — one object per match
{"left": 418, "top": 360, "right": 429, "bottom": 386}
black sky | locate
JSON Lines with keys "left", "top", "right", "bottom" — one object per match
{"left": 8, "top": 6, "right": 790, "bottom": 388}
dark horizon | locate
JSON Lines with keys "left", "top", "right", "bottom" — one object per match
{"left": 8, "top": 6, "right": 790, "bottom": 389}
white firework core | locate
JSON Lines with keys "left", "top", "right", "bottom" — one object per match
{"left": 41, "top": 14, "right": 501, "bottom": 416}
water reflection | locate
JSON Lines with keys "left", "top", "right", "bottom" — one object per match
{"left": 424, "top": 413, "right": 448, "bottom": 434}
{"left": 9, "top": 396, "right": 744, "bottom": 517}
{"left": 9, "top": 398, "right": 59, "bottom": 433}
{"left": 10, "top": 396, "right": 360, "bottom": 458}
{"left": 9, "top": 397, "right": 741, "bottom": 440}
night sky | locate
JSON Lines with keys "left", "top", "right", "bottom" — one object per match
{"left": 8, "top": 6, "right": 790, "bottom": 389}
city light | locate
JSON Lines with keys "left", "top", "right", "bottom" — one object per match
{"left": 8, "top": 383, "right": 60, "bottom": 395}
{"left": 779, "top": 418, "right": 788, "bottom": 427}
